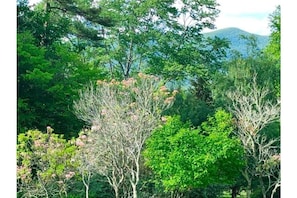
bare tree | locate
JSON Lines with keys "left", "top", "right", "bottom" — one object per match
{"left": 227, "top": 77, "right": 280, "bottom": 198}
{"left": 74, "top": 131, "right": 99, "bottom": 198}
{"left": 74, "top": 73, "right": 176, "bottom": 198}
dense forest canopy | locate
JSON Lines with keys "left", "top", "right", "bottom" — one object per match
{"left": 17, "top": 1, "right": 280, "bottom": 197}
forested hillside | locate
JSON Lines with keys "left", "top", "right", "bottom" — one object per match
{"left": 17, "top": 0, "right": 280, "bottom": 197}
{"left": 204, "top": 27, "right": 269, "bottom": 57}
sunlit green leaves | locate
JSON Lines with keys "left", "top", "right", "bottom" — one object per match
{"left": 144, "top": 110, "right": 244, "bottom": 192}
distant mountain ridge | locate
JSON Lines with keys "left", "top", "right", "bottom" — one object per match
{"left": 203, "top": 27, "right": 269, "bottom": 56}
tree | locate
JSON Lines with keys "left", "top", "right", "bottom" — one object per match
{"left": 17, "top": 32, "right": 51, "bottom": 134}
{"left": 17, "top": 128, "right": 78, "bottom": 197}
{"left": 210, "top": 39, "right": 280, "bottom": 115}
{"left": 144, "top": 110, "right": 244, "bottom": 195}
{"left": 164, "top": 89, "right": 214, "bottom": 127}
{"left": 74, "top": 131, "right": 98, "bottom": 198}
{"left": 211, "top": 6, "right": 281, "bottom": 106}
{"left": 83, "top": 0, "right": 226, "bottom": 80}
{"left": 264, "top": 5, "right": 280, "bottom": 97}
{"left": 17, "top": 0, "right": 70, "bottom": 47}
{"left": 18, "top": 0, "right": 113, "bottom": 47}
{"left": 17, "top": 30, "right": 108, "bottom": 137}
{"left": 73, "top": 73, "right": 176, "bottom": 198}
{"left": 17, "top": 0, "right": 113, "bottom": 137}
{"left": 265, "top": 5, "right": 280, "bottom": 63}
{"left": 227, "top": 77, "right": 280, "bottom": 198}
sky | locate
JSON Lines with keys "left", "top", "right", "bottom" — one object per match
{"left": 212, "top": 0, "right": 281, "bottom": 35}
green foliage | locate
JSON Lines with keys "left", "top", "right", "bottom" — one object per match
{"left": 164, "top": 90, "right": 214, "bottom": 127}
{"left": 265, "top": 5, "right": 280, "bottom": 62}
{"left": 210, "top": 7, "right": 281, "bottom": 102}
{"left": 146, "top": 32, "right": 229, "bottom": 82}
{"left": 19, "top": 0, "right": 113, "bottom": 47}
{"left": 264, "top": 5, "right": 281, "bottom": 97}
{"left": 65, "top": 174, "right": 114, "bottom": 198}
{"left": 91, "top": 0, "right": 224, "bottom": 79}
{"left": 17, "top": 32, "right": 51, "bottom": 133}
{"left": 144, "top": 110, "right": 244, "bottom": 192}
{"left": 17, "top": 0, "right": 113, "bottom": 137}
{"left": 17, "top": 0, "right": 71, "bottom": 46}
{"left": 17, "top": 1, "right": 281, "bottom": 197}
{"left": 17, "top": 30, "right": 108, "bottom": 137}
{"left": 260, "top": 121, "right": 280, "bottom": 142}
{"left": 211, "top": 34, "right": 280, "bottom": 107}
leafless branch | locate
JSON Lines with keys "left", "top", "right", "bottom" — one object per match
{"left": 228, "top": 76, "right": 280, "bottom": 198}
{"left": 74, "top": 74, "right": 176, "bottom": 197}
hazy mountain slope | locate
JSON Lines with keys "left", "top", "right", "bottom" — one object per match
{"left": 204, "top": 27, "right": 269, "bottom": 56}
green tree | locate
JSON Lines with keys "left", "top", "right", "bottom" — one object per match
{"left": 211, "top": 35, "right": 280, "bottom": 108}
{"left": 17, "top": 0, "right": 115, "bottom": 137}
{"left": 17, "top": 32, "right": 52, "bottom": 134}
{"left": 17, "top": 0, "right": 70, "bottom": 47}
{"left": 17, "top": 30, "right": 108, "bottom": 137}
{"left": 18, "top": 0, "right": 113, "bottom": 47}
{"left": 211, "top": 6, "right": 280, "bottom": 106}
{"left": 265, "top": 5, "right": 280, "bottom": 63}
{"left": 84, "top": 0, "right": 227, "bottom": 80}
{"left": 264, "top": 5, "right": 280, "bottom": 97}
{"left": 164, "top": 89, "right": 214, "bottom": 127}
{"left": 144, "top": 110, "right": 244, "bottom": 194}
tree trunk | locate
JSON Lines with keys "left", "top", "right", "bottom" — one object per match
{"left": 114, "top": 186, "right": 119, "bottom": 198}
{"left": 246, "top": 179, "right": 252, "bottom": 198}
{"left": 131, "top": 183, "right": 137, "bottom": 198}
{"left": 246, "top": 189, "right": 251, "bottom": 198}
{"left": 270, "top": 182, "right": 280, "bottom": 198}
{"left": 259, "top": 177, "right": 267, "bottom": 198}
{"left": 242, "top": 168, "right": 252, "bottom": 198}
{"left": 231, "top": 186, "right": 239, "bottom": 198}
{"left": 41, "top": 0, "right": 50, "bottom": 46}
{"left": 85, "top": 185, "right": 89, "bottom": 198}
{"left": 82, "top": 172, "right": 91, "bottom": 198}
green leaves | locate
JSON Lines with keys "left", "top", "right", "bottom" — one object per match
{"left": 17, "top": 29, "right": 109, "bottom": 136}
{"left": 144, "top": 110, "right": 244, "bottom": 192}
{"left": 265, "top": 5, "right": 280, "bottom": 62}
{"left": 24, "top": 68, "right": 53, "bottom": 84}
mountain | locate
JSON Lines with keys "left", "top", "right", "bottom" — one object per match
{"left": 203, "top": 27, "right": 270, "bottom": 57}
